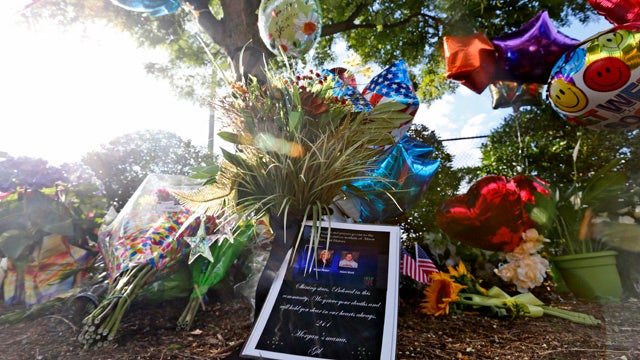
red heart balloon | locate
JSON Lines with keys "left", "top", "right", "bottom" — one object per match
{"left": 588, "top": 0, "right": 640, "bottom": 25}
{"left": 436, "top": 175, "right": 548, "bottom": 252}
{"left": 512, "top": 174, "right": 550, "bottom": 229}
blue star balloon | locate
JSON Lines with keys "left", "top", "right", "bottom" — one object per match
{"left": 341, "top": 135, "right": 440, "bottom": 223}
{"left": 111, "top": 0, "right": 182, "bottom": 17}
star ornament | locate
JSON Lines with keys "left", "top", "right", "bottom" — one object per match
{"left": 491, "top": 10, "right": 580, "bottom": 84}
{"left": 184, "top": 216, "right": 215, "bottom": 264}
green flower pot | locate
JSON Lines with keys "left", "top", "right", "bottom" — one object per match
{"left": 552, "top": 250, "right": 622, "bottom": 302}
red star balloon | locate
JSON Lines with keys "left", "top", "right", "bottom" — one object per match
{"left": 436, "top": 175, "right": 549, "bottom": 252}
{"left": 491, "top": 10, "right": 580, "bottom": 84}
{"left": 588, "top": 0, "right": 640, "bottom": 25}
{"left": 443, "top": 33, "right": 499, "bottom": 94}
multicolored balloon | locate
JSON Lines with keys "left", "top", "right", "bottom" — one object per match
{"left": 588, "top": 0, "right": 640, "bottom": 26}
{"left": 436, "top": 175, "right": 549, "bottom": 252}
{"left": 110, "top": 0, "right": 182, "bottom": 17}
{"left": 492, "top": 10, "right": 579, "bottom": 84}
{"left": 443, "top": 33, "right": 498, "bottom": 94}
{"left": 547, "top": 23, "right": 640, "bottom": 130}
{"left": 257, "top": 0, "right": 322, "bottom": 59}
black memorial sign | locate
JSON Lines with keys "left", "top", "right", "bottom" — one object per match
{"left": 242, "top": 221, "right": 400, "bottom": 360}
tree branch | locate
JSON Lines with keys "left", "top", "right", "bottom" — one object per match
{"left": 183, "top": 0, "right": 271, "bottom": 80}
{"left": 183, "top": 0, "right": 225, "bottom": 43}
{"left": 322, "top": 9, "right": 440, "bottom": 37}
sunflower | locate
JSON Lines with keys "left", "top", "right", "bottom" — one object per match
{"left": 448, "top": 261, "right": 488, "bottom": 295}
{"left": 448, "top": 260, "right": 470, "bottom": 278}
{"left": 420, "top": 272, "right": 467, "bottom": 316}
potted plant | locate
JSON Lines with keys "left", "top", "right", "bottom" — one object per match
{"left": 532, "top": 140, "right": 631, "bottom": 302}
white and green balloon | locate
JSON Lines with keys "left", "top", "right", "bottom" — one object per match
{"left": 258, "top": 0, "right": 322, "bottom": 59}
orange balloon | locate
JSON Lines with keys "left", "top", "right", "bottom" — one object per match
{"left": 444, "top": 33, "right": 499, "bottom": 94}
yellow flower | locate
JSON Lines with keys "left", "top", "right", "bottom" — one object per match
{"left": 420, "top": 272, "right": 467, "bottom": 316}
{"left": 447, "top": 260, "right": 469, "bottom": 277}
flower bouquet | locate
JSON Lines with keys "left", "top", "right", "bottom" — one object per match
{"left": 422, "top": 262, "right": 601, "bottom": 325}
{"left": 173, "top": 65, "right": 412, "bottom": 226}
{"left": 436, "top": 174, "right": 553, "bottom": 292}
{"left": 78, "top": 174, "right": 207, "bottom": 347}
{"left": 172, "top": 61, "right": 417, "bottom": 262}
{"left": 171, "top": 59, "right": 439, "bottom": 319}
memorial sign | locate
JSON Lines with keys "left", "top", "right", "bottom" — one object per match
{"left": 242, "top": 221, "right": 400, "bottom": 359}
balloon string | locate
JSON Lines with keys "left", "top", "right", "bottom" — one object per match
{"left": 512, "top": 106, "right": 526, "bottom": 173}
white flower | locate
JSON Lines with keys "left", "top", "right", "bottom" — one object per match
{"left": 495, "top": 228, "right": 551, "bottom": 292}
{"left": 522, "top": 228, "right": 539, "bottom": 241}
{"left": 495, "top": 254, "right": 549, "bottom": 293}
{"left": 618, "top": 215, "right": 636, "bottom": 224}
{"left": 293, "top": 12, "right": 319, "bottom": 37}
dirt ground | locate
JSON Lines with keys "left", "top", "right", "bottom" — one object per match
{"left": 1, "top": 284, "right": 639, "bottom": 360}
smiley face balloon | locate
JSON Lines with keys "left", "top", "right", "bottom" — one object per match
{"left": 547, "top": 23, "right": 640, "bottom": 130}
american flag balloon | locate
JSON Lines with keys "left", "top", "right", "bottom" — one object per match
{"left": 325, "top": 59, "right": 420, "bottom": 141}
{"left": 361, "top": 59, "right": 420, "bottom": 141}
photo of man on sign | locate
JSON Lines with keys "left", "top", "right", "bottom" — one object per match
{"left": 338, "top": 251, "right": 359, "bottom": 269}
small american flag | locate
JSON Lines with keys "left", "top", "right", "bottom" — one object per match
{"left": 401, "top": 243, "right": 439, "bottom": 284}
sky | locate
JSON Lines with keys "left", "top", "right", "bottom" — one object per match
{"left": 0, "top": 3, "right": 612, "bottom": 167}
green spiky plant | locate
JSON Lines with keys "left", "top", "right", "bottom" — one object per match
{"left": 172, "top": 65, "right": 411, "bottom": 266}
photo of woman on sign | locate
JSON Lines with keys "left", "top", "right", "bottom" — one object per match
{"left": 317, "top": 249, "right": 333, "bottom": 268}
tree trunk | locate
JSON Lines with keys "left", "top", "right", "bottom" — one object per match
{"left": 184, "top": 0, "right": 273, "bottom": 82}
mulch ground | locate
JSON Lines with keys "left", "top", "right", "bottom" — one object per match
{"left": 1, "top": 286, "right": 639, "bottom": 360}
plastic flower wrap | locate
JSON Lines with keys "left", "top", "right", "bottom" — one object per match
{"left": 79, "top": 174, "right": 211, "bottom": 348}
{"left": 98, "top": 174, "right": 206, "bottom": 279}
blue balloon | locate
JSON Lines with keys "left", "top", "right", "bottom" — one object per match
{"left": 111, "top": 0, "right": 182, "bottom": 17}
{"left": 342, "top": 135, "right": 440, "bottom": 223}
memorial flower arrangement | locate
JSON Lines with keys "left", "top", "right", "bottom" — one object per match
{"left": 493, "top": 228, "right": 550, "bottom": 292}
{"left": 421, "top": 261, "right": 601, "bottom": 325}
{"left": 436, "top": 174, "right": 553, "bottom": 292}
{"left": 73, "top": 58, "right": 443, "bottom": 348}
{"left": 171, "top": 59, "right": 428, "bottom": 258}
